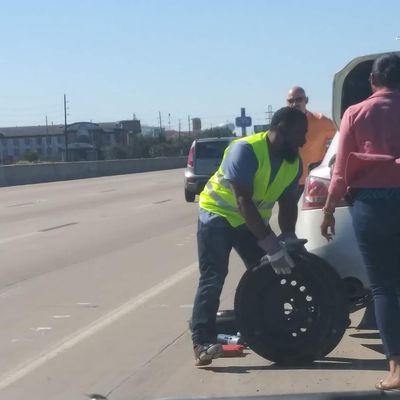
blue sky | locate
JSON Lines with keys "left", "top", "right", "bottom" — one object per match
{"left": 0, "top": 0, "right": 399, "bottom": 130}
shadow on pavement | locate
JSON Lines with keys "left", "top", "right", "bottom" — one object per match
{"left": 360, "top": 343, "right": 385, "bottom": 355}
{"left": 203, "top": 356, "right": 387, "bottom": 374}
{"left": 350, "top": 332, "right": 381, "bottom": 340}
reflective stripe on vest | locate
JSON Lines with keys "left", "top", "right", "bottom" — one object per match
{"left": 199, "top": 131, "right": 299, "bottom": 227}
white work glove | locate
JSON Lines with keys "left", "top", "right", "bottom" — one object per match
{"left": 257, "top": 232, "right": 295, "bottom": 275}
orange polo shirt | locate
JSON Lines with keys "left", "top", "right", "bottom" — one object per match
{"left": 299, "top": 111, "right": 336, "bottom": 184}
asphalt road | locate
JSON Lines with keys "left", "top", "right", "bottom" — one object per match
{"left": 0, "top": 169, "right": 387, "bottom": 400}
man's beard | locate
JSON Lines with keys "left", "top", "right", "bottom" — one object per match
{"left": 281, "top": 143, "right": 298, "bottom": 163}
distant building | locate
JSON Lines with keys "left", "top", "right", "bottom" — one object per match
{"left": 141, "top": 125, "right": 165, "bottom": 137}
{"left": 0, "top": 119, "right": 142, "bottom": 164}
{"left": 0, "top": 124, "right": 65, "bottom": 164}
{"left": 192, "top": 118, "right": 201, "bottom": 133}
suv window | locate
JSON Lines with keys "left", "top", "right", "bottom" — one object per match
{"left": 196, "top": 141, "right": 230, "bottom": 159}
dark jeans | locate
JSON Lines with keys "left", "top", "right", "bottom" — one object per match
{"left": 351, "top": 198, "right": 400, "bottom": 357}
{"left": 191, "top": 219, "right": 265, "bottom": 345}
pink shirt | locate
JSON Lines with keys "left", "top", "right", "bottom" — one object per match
{"left": 329, "top": 89, "right": 400, "bottom": 202}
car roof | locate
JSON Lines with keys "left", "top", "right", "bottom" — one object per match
{"left": 195, "top": 137, "right": 236, "bottom": 143}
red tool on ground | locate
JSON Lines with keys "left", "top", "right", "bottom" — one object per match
{"left": 221, "top": 344, "right": 245, "bottom": 357}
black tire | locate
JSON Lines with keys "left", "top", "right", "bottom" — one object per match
{"left": 296, "top": 252, "right": 349, "bottom": 358}
{"left": 216, "top": 310, "right": 238, "bottom": 335}
{"left": 234, "top": 251, "right": 349, "bottom": 364}
{"left": 185, "top": 189, "right": 196, "bottom": 202}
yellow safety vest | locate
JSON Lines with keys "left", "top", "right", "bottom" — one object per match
{"left": 199, "top": 131, "right": 300, "bottom": 227}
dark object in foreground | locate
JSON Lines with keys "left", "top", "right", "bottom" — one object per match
{"left": 216, "top": 310, "right": 238, "bottom": 336}
{"left": 234, "top": 251, "right": 349, "bottom": 364}
{"left": 162, "top": 391, "right": 400, "bottom": 399}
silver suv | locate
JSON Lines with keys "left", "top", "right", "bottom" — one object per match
{"left": 184, "top": 137, "right": 234, "bottom": 202}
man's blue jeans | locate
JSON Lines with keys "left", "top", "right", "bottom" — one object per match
{"left": 352, "top": 197, "right": 400, "bottom": 357}
{"left": 191, "top": 219, "right": 265, "bottom": 345}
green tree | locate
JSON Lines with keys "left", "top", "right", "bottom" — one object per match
{"left": 102, "top": 145, "right": 132, "bottom": 160}
{"left": 21, "top": 150, "right": 39, "bottom": 162}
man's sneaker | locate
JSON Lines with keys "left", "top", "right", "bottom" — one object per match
{"left": 193, "top": 343, "right": 223, "bottom": 366}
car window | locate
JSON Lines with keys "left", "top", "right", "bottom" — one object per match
{"left": 196, "top": 141, "right": 230, "bottom": 159}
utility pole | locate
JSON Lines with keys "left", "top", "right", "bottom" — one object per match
{"left": 158, "top": 111, "right": 162, "bottom": 140}
{"left": 64, "top": 94, "right": 68, "bottom": 161}
{"left": 45, "top": 115, "right": 49, "bottom": 135}
{"left": 168, "top": 113, "right": 171, "bottom": 131}
{"left": 188, "top": 115, "right": 191, "bottom": 136}
{"left": 266, "top": 105, "right": 273, "bottom": 125}
{"left": 178, "top": 119, "right": 181, "bottom": 142}
{"left": 130, "top": 113, "right": 137, "bottom": 147}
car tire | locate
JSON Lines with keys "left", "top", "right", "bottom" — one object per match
{"left": 234, "top": 251, "right": 349, "bottom": 364}
{"left": 185, "top": 189, "right": 196, "bottom": 202}
{"left": 216, "top": 310, "right": 238, "bottom": 336}
{"left": 300, "top": 252, "right": 349, "bottom": 358}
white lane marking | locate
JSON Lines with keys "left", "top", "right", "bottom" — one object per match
{"left": 0, "top": 221, "right": 77, "bottom": 245}
{"left": 179, "top": 304, "right": 193, "bottom": 308}
{"left": 0, "top": 287, "right": 21, "bottom": 299}
{"left": 0, "top": 232, "right": 39, "bottom": 245}
{"left": 0, "top": 262, "right": 197, "bottom": 391}
{"left": 30, "top": 327, "right": 52, "bottom": 332}
{"left": 53, "top": 315, "right": 71, "bottom": 319}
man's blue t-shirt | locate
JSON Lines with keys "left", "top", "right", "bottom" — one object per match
{"left": 199, "top": 141, "right": 302, "bottom": 225}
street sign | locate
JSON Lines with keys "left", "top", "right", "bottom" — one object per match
{"left": 235, "top": 108, "right": 252, "bottom": 136}
{"left": 235, "top": 116, "right": 252, "bottom": 128}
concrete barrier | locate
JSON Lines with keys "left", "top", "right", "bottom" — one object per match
{"left": 0, "top": 157, "right": 187, "bottom": 187}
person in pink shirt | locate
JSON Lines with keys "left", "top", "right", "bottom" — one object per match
{"left": 321, "top": 53, "right": 400, "bottom": 391}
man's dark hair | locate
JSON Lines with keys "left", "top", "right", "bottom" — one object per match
{"left": 270, "top": 106, "right": 307, "bottom": 133}
{"left": 372, "top": 53, "right": 400, "bottom": 89}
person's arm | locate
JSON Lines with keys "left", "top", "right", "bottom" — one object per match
{"left": 277, "top": 159, "right": 302, "bottom": 234}
{"left": 223, "top": 142, "right": 294, "bottom": 274}
{"left": 278, "top": 190, "right": 298, "bottom": 235}
{"left": 231, "top": 180, "right": 294, "bottom": 274}
{"left": 221, "top": 142, "right": 269, "bottom": 239}
{"left": 230, "top": 181, "right": 271, "bottom": 240}
{"left": 321, "top": 109, "right": 358, "bottom": 240}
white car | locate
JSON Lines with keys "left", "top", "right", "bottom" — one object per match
{"left": 296, "top": 134, "right": 369, "bottom": 308}
{"left": 296, "top": 51, "right": 399, "bottom": 310}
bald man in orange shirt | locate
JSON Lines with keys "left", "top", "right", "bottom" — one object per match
{"left": 287, "top": 86, "right": 336, "bottom": 199}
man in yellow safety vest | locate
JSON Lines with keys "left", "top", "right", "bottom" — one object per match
{"left": 191, "top": 107, "right": 308, "bottom": 366}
